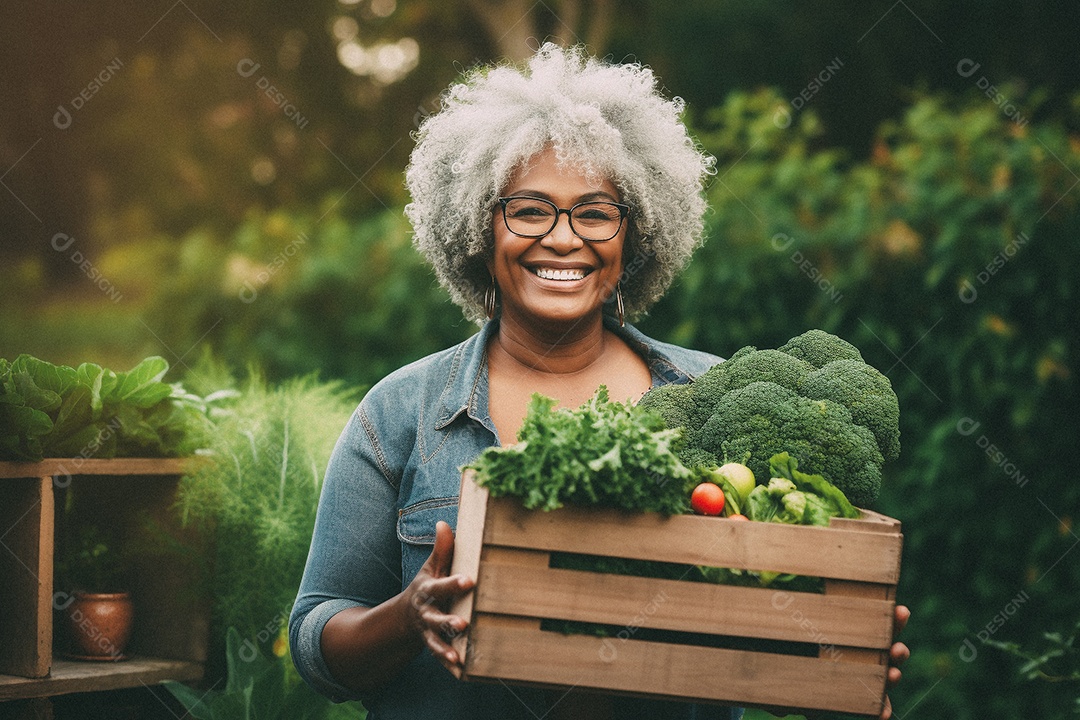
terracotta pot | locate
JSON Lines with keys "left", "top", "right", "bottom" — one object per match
{"left": 65, "top": 591, "right": 134, "bottom": 660}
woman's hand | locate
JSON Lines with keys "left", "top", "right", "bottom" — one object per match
{"left": 401, "top": 520, "right": 475, "bottom": 678}
{"left": 877, "top": 604, "right": 911, "bottom": 720}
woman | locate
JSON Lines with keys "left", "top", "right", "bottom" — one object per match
{"left": 290, "top": 45, "right": 909, "bottom": 719}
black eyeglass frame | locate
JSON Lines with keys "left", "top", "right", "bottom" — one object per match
{"left": 496, "top": 196, "right": 631, "bottom": 242}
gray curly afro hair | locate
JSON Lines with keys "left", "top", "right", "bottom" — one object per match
{"left": 405, "top": 43, "right": 715, "bottom": 323}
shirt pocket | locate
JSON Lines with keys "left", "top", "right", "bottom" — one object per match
{"left": 396, "top": 496, "right": 459, "bottom": 583}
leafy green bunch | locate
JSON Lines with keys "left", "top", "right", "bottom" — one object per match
{"left": 0, "top": 354, "right": 209, "bottom": 461}
{"left": 468, "top": 387, "right": 694, "bottom": 514}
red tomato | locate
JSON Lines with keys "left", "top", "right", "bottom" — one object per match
{"left": 727, "top": 514, "right": 749, "bottom": 521}
{"left": 691, "top": 483, "right": 725, "bottom": 515}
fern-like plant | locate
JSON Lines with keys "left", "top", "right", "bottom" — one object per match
{"left": 175, "top": 364, "right": 360, "bottom": 649}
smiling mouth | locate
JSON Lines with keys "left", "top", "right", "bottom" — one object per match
{"left": 529, "top": 266, "right": 592, "bottom": 281}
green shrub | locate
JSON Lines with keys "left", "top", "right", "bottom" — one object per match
{"left": 175, "top": 363, "right": 359, "bottom": 648}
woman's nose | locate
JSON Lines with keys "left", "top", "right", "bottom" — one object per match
{"left": 539, "top": 212, "right": 584, "bottom": 254}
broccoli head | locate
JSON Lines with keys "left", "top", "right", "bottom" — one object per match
{"left": 698, "top": 381, "right": 884, "bottom": 506}
{"left": 711, "top": 349, "right": 815, "bottom": 393}
{"left": 637, "top": 330, "right": 899, "bottom": 507}
{"left": 637, "top": 382, "right": 697, "bottom": 434}
{"left": 799, "top": 359, "right": 901, "bottom": 462}
{"left": 677, "top": 347, "right": 813, "bottom": 429}
{"left": 778, "top": 329, "right": 864, "bottom": 369}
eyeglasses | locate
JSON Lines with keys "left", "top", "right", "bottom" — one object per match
{"left": 497, "top": 196, "right": 630, "bottom": 242}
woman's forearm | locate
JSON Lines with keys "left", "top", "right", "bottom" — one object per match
{"left": 320, "top": 593, "right": 424, "bottom": 693}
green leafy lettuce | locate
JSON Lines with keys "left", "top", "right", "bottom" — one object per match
{"left": 0, "top": 354, "right": 209, "bottom": 461}
{"left": 745, "top": 452, "right": 861, "bottom": 525}
{"left": 466, "top": 386, "right": 694, "bottom": 515}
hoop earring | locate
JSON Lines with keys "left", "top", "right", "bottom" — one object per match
{"left": 615, "top": 284, "right": 625, "bottom": 327}
{"left": 484, "top": 275, "right": 497, "bottom": 320}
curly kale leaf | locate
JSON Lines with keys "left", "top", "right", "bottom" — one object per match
{"left": 467, "top": 387, "right": 695, "bottom": 514}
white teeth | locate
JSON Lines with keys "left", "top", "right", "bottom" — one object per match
{"left": 534, "top": 267, "right": 587, "bottom": 281}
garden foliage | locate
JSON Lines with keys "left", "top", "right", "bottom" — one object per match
{"left": 639, "top": 89, "right": 1079, "bottom": 718}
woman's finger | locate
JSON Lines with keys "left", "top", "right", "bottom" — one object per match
{"left": 890, "top": 641, "right": 910, "bottom": 667}
{"left": 409, "top": 575, "right": 474, "bottom": 616}
{"left": 419, "top": 608, "right": 468, "bottom": 639}
{"left": 894, "top": 605, "right": 910, "bottom": 635}
{"left": 423, "top": 627, "right": 457, "bottom": 663}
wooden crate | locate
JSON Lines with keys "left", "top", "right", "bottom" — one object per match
{"left": 450, "top": 470, "right": 902, "bottom": 717}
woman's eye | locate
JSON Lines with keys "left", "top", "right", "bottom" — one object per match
{"left": 510, "top": 204, "right": 553, "bottom": 218}
{"left": 575, "top": 205, "right": 619, "bottom": 222}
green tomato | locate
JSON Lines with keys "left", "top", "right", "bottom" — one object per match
{"left": 717, "top": 462, "right": 756, "bottom": 505}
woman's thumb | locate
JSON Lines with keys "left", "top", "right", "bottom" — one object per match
{"left": 429, "top": 520, "right": 456, "bottom": 575}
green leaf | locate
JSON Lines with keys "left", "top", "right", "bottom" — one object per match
{"left": 0, "top": 405, "right": 52, "bottom": 461}
{"left": 107, "top": 356, "right": 172, "bottom": 408}
{"left": 769, "top": 452, "right": 859, "bottom": 519}
{"left": 10, "top": 370, "right": 62, "bottom": 414}
{"left": 12, "top": 354, "right": 79, "bottom": 398}
{"left": 76, "top": 362, "right": 116, "bottom": 418}
{"left": 746, "top": 484, "right": 778, "bottom": 522}
{"left": 47, "top": 386, "right": 95, "bottom": 448}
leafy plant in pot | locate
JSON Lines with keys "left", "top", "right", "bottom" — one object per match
{"left": 55, "top": 524, "right": 135, "bottom": 661}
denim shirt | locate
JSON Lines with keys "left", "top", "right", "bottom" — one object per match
{"left": 290, "top": 318, "right": 741, "bottom": 720}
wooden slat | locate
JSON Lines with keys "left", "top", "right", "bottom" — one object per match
{"left": 449, "top": 470, "right": 490, "bottom": 660}
{"left": 467, "top": 615, "right": 888, "bottom": 716}
{"left": 481, "top": 545, "right": 550, "bottom": 568}
{"left": 0, "top": 477, "right": 53, "bottom": 678}
{"left": 0, "top": 458, "right": 194, "bottom": 479}
{"left": 832, "top": 509, "right": 901, "bottom": 532}
{"left": 37, "top": 477, "right": 54, "bottom": 678}
{"left": 475, "top": 563, "right": 894, "bottom": 648}
{"left": 0, "top": 657, "right": 203, "bottom": 700}
{"left": 485, "top": 496, "right": 902, "bottom": 584}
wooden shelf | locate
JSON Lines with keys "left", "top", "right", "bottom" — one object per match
{"left": 0, "top": 657, "right": 203, "bottom": 701}
{"left": 0, "top": 458, "right": 195, "bottom": 479}
{"left": 0, "top": 458, "right": 209, "bottom": 702}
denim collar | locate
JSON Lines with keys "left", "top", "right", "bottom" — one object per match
{"left": 433, "top": 315, "right": 700, "bottom": 434}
